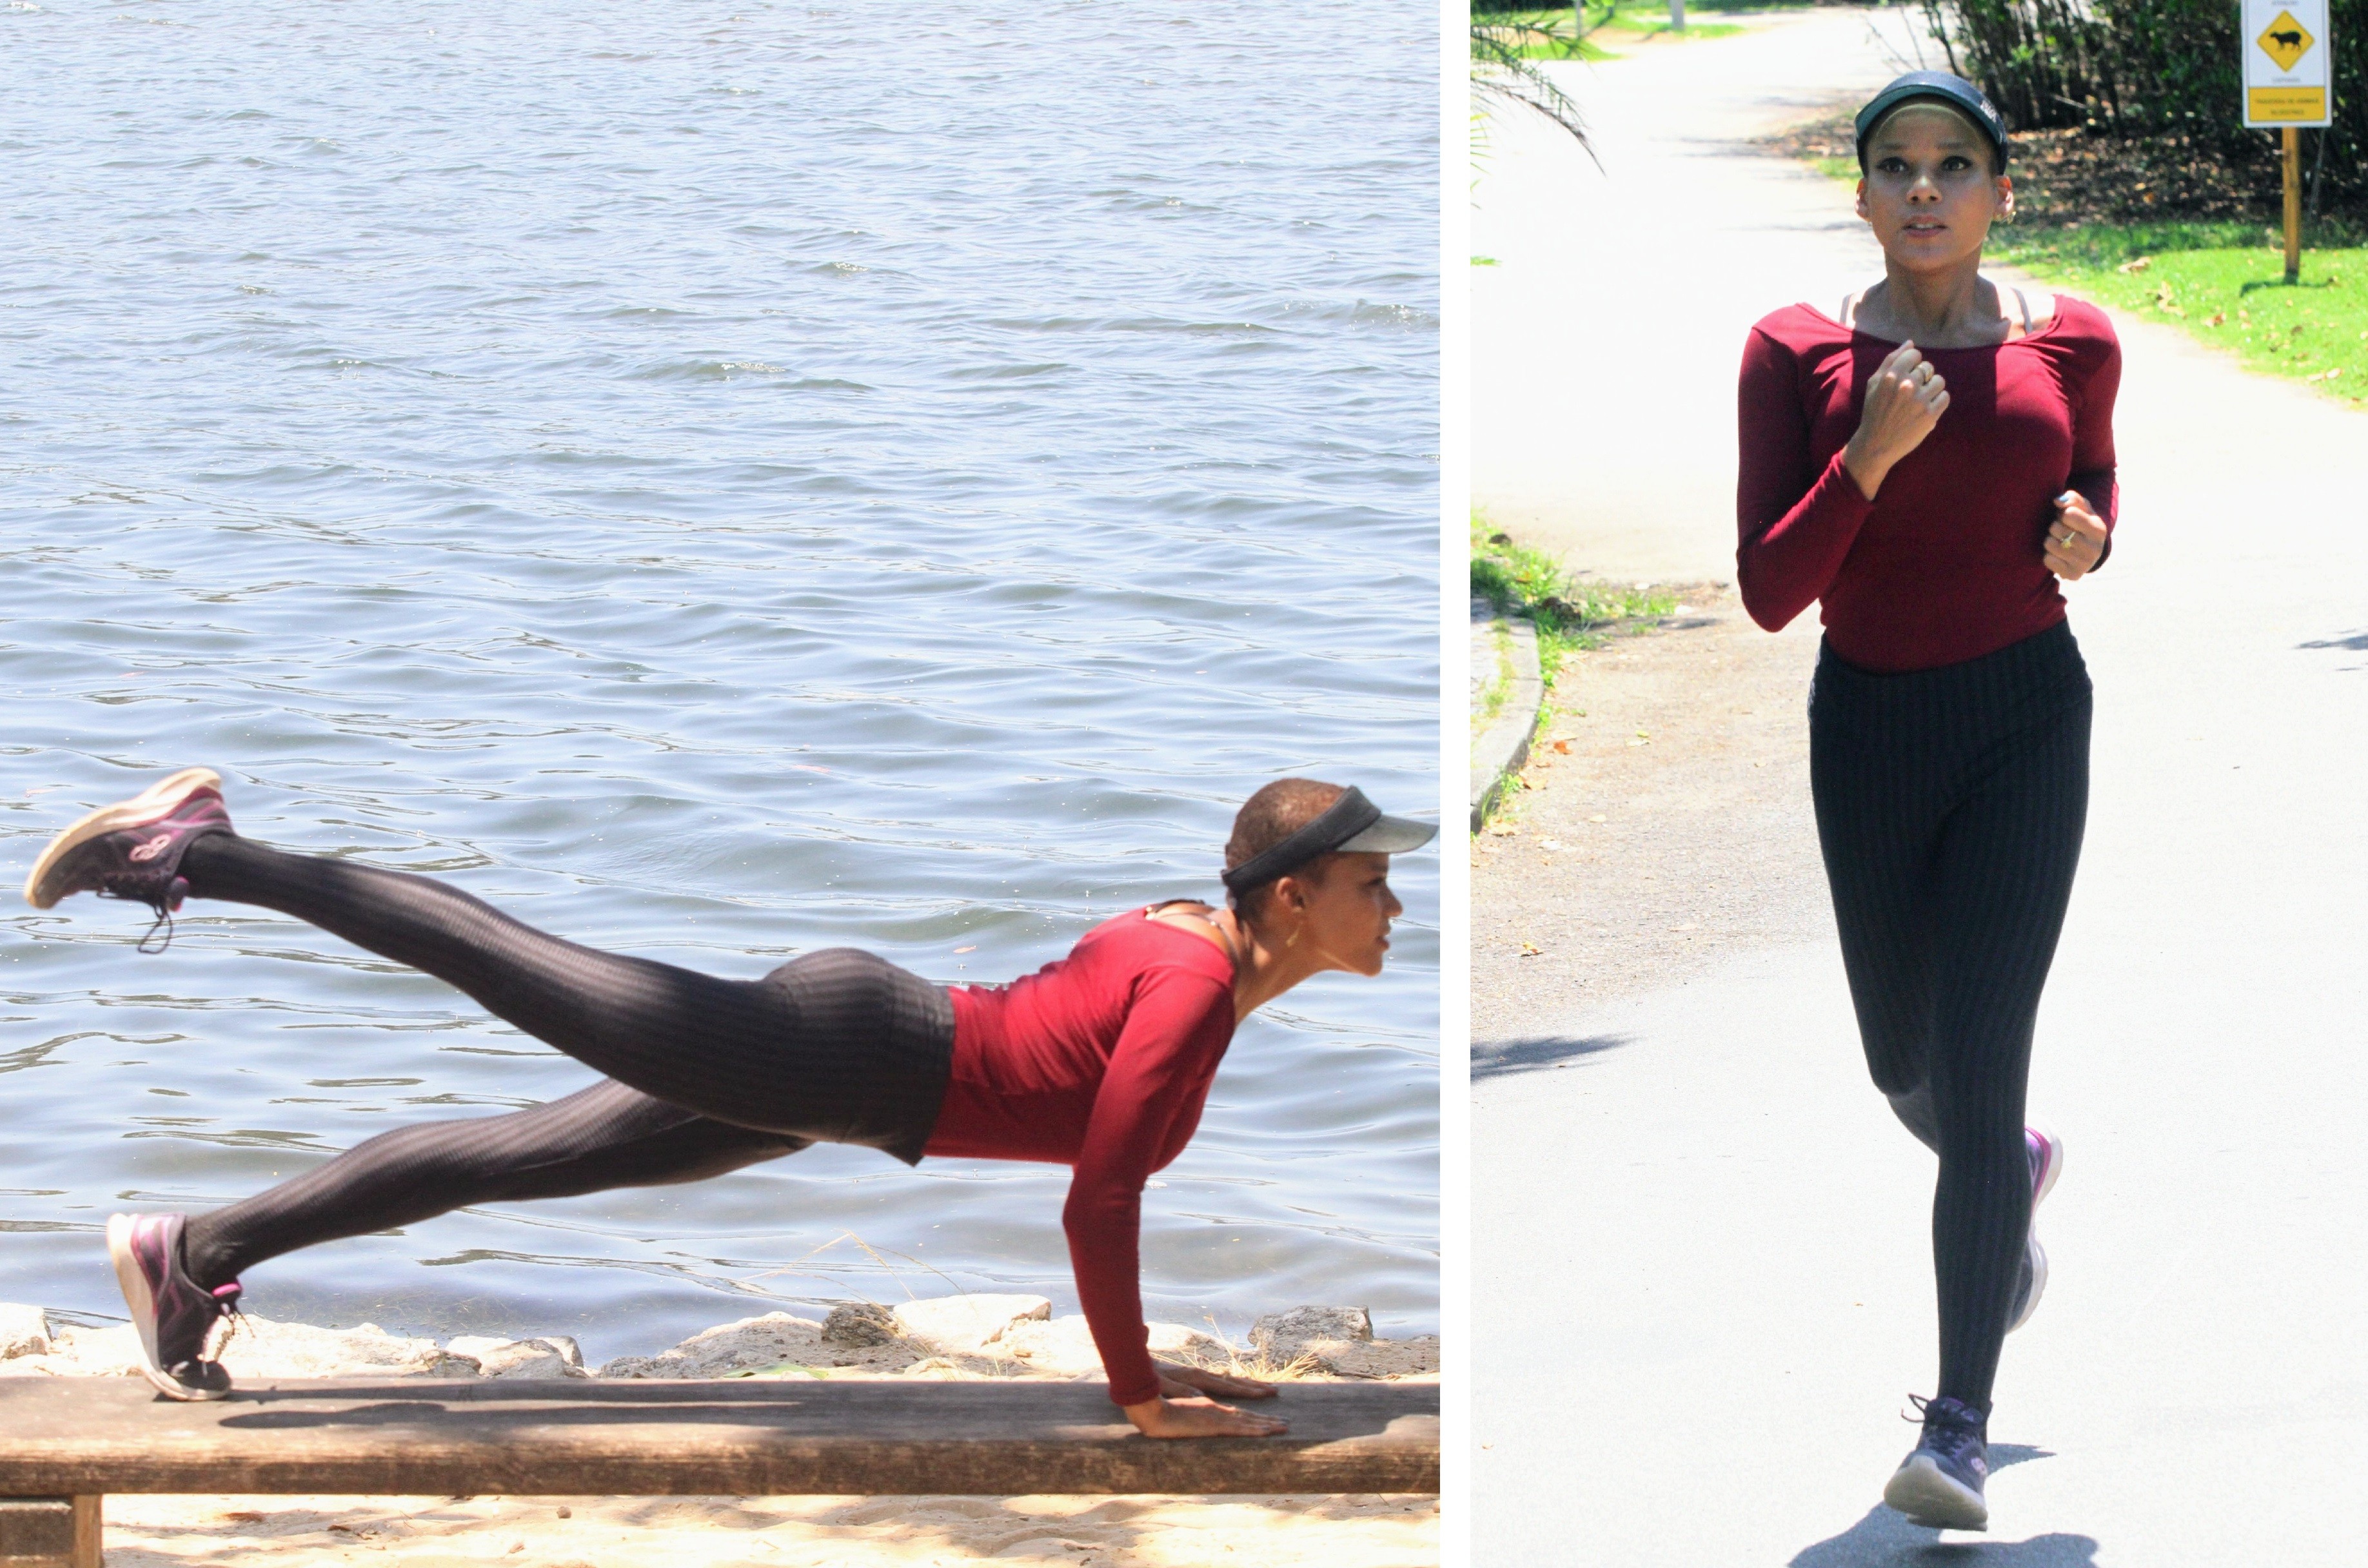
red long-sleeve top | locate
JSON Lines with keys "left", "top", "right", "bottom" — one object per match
{"left": 1735, "top": 297, "right": 2122, "bottom": 672}
{"left": 927, "top": 909, "right": 1236, "bottom": 1407}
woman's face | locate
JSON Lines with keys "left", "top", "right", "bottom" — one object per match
{"left": 1855, "top": 104, "right": 2011, "bottom": 271}
{"left": 1284, "top": 851, "right": 1403, "bottom": 977}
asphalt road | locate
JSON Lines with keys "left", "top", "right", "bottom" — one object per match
{"left": 1472, "top": 11, "right": 2368, "bottom": 1564}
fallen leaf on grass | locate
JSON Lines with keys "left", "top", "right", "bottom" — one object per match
{"left": 2116, "top": 255, "right": 2151, "bottom": 273}
{"left": 2305, "top": 368, "right": 2344, "bottom": 382}
{"left": 2206, "top": 311, "right": 2225, "bottom": 326}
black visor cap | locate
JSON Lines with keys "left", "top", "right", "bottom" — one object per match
{"left": 1855, "top": 71, "right": 2009, "bottom": 172}
{"left": 1220, "top": 785, "right": 1437, "bottom": 896}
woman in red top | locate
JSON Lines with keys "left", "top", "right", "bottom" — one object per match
{"left": 1735, "top": 73, "right": 2118, "bottom": 1531}
{"left": 25, "top": 770, "right": 1432, "bottom": 1438}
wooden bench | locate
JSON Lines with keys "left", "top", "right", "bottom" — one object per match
{"left": 0, "top": 1376, "right": 1439, "bottom": 1567}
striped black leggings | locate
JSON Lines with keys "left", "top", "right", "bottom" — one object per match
{"left": 170, "top": 836, "right": 954, "bottom": 1292}
{"left": 1810, "top": 620, "right": 2091, "bottom": 1413}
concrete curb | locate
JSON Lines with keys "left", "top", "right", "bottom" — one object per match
{"left": 1468, "top": 603, "right": 1544, "bottom": 832}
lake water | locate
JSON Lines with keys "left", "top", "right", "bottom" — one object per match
{"left": 0, "top": 0, "right": 1438, "bottom": 1362}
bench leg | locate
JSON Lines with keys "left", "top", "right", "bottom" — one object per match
{"left": 0, "top": 1496, "right": 98, "bottom": 1568}
{"left": 75, "top": 1498, "right": 100, "bottom": 1568}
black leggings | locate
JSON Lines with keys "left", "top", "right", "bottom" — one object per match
{"left": 1809, "top": 620, "right": 2091, "bottom": 1413}
{"left": 173, "top": 836, "right": 953, "bottom": 1291}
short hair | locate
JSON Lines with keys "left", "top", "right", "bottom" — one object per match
{"left": 1224, "top": 778, "right": 1346, "bottom": 920}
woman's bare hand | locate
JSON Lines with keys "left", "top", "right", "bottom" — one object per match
{"left": 1123, "top": 1393, "right": 1290, "bottom": 1440}
{"left": 1843, "top": 342, "right": 1950, "bottom": 500}
{"left": 2044, "top": 490, "right": 2107, "bottom": 580}
{"left": 1158, "top": 1366, "right": 1278, "bottom": 1401}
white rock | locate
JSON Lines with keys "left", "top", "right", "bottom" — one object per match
{"left": 1250, "top": 1305, "right": 1374, "bottom": 1362}
{"left": 8, "top": 1315, "right": 477, "bottom": 1380}
{"left": 598, "top": 1311, "right": 828, "bottom": 1378}
{"left": 998, "top": 1315, "right": 1230, "bottom": 1376}
{"left": 890, "top": 1294, "right": 1051, "bottom": 1355}
{"left": 217, "top": 1317, "right": 482, "bottom": 1380}
{"left": 0, "top": 1304, "right": 52, "bottom": 1360}
{"left": 1145, "top": 1322, "right": 1231, "bottom": 1361}
{"left": 446, "top": 1337, "right": 587, "bottom": 1379}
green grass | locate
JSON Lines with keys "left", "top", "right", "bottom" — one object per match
{"left": 1470, "top": 518, "right": 1678, "bottom": 689}
{"left": 1990, "top": 226, "right": 2367, "bottom": 406}
{"left": 1475, "top": 4, "right": 1747, "bottom": 59}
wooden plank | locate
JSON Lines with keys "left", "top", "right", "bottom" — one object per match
{"left": 0, "top": 1378, "right": 1437, "bottom": 1496}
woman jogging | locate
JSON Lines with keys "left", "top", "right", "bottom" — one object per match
{"left": 1735, "top": 71, "right": 2118, "bottom": 1530}
{"left": 25, "top": 768, "right": 1432, "bottom": 1440}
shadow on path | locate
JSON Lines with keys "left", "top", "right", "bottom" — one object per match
{"left": 1790, "top": 1447, "right": 2098, "bottom": 1567}
{"left": 1471, "top": 1034, "right": 1630, "bottom": 1082}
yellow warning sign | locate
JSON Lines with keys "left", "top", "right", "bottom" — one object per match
{"left": 2258, "top": 10, "right": 2313, "bottom": 71}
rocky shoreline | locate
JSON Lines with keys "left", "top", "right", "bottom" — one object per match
{"left": 0, "top": 1295, "right": 1439, "bottom": 1387}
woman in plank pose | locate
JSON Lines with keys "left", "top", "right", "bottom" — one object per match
{"left": 1735, "top": 72, "right": 2118, "bottom": 1529}
{"left": 26, "top": 769, "right": 1431, "bottom": 1439}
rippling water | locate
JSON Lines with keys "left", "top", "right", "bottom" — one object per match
{"left": 0, "top": 0, "right": 1438, "bottom": 1360}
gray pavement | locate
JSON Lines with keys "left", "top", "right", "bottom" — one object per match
{"left": 1472, "top": 12, "right": 2368, "bottom": 1564}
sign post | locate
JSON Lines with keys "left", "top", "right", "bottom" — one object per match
{"left": 2243, "top": 0, "right": 2332, "bottom": 283}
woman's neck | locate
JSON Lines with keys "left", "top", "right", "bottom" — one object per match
{"left": 1865, "top": 259, "right": 1999, "bottom": 346}
{"left": 1221, "top": 911, "right": 1328, "bottom": 1021}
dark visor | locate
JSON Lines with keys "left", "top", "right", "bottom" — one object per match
{"left": 1220, "top": 786, "right": 1437, "bottom": 895}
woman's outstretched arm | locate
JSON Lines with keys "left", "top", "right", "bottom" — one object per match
{"left": 1060, "top": 965, "right": 1285, "bottom": 1438}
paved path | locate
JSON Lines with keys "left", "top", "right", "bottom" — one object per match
{"left": 1472, "top": 12, "right": 2368, "bottom": 1565}
{"left": 1472, "top": 6, "right": 1920, "bottom": 582}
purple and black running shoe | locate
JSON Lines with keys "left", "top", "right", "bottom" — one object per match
{"left": 106, "top": 1213, "right": 242, "bottom": 1400}
{"left": 22, "top": 768, "right": 235, "bottom": 945}
{"left": 1884, "top": 1393, "right": 1990, "bottom": 1531}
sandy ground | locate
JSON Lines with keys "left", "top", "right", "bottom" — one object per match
{"left": 1471, "top": 8, "right": 2368, "bottom": 1566}
{"left": 93, "top": 1492, "right": 1437, "bottom": 1567}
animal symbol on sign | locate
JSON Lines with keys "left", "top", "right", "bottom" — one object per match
{"left": 2258, "top": 12, "right": 2313, "bottom": 70}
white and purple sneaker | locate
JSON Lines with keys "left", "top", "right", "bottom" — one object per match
{"left": 23, "top": 768, "right": 236, "bottom": 941}
{"left": 2007, "top": 1126, "right": 2066, "bottom": 1333}
{"left": 106, "top": 1213, "right": 242, "bottom": 1400}
{"left": 1884, "top": 1393, "right": 1991, "bottom": 1531}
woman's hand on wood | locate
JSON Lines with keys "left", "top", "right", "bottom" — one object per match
{"left": 2044, "top": 491, "right": 2107, "bottom": 581}
{"left": 1843, "top": 342, "right": 1949, "bottom": 500}
{"left": 1124, "top": 1393, "right": 1290, "bottom": 1439}
{"left": 1159, "top": 1365, "right": 1278, "bottom": 1401}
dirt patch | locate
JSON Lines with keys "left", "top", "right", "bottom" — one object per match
{"left": 1469, "top": 584, "right": 1831, "bottom": 1041}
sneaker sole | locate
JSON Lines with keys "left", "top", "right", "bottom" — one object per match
{"left": 2030, "top": 1126, "right": 2065, "bottom": 1208}
{"left": 106, "top": 1213, "right": 228, "bottom": 1402}
{"left": 2008, "top": 1233, "right": 2049, "bottom": 1333}
{"left": 1884, "top": 1453, "right": 1988, "bottom": 1531}
{"left": 23, "top": 768, "right": 223, "bottom": 910}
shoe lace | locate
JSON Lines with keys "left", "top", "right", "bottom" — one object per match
{"left": 199, "top": 1284, "right": 244, "bottom": 1364}
{"left": 1903, "top": 1394, "right": 1984, "bottom": 1461}
{"left": 97, "top": 874, "right": 180, "bottom": 953}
